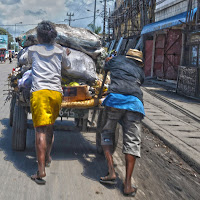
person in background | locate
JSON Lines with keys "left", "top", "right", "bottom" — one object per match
{"left": 0, "top": 50, "right": 5, "bottom": 63}
{"left": 9, "top": 51, "right": 12, "bottom": 63}
{"left": 19, "top": 20, "right": 71, "bottom": 184}
{"left": 99, "top": 49, "right": 145, "bottom": 197}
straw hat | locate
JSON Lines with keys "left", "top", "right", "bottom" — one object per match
{"left": 126, "top": 49, "right": 143, "bottom": 63}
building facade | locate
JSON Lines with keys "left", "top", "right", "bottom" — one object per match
{"left": 107, "top": 0, "right": 199, "bottom": 98}
{"left": 142, "top": 0, "right": 200, "bottom": 98}
{"left": 108, "top": 0, "right": 155, "bottom": 40}
{"left": 155, "top": 0, "right": 197, "bottom": 21}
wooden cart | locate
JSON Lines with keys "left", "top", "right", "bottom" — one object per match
{"left": 9, "top": 86, "right": 121, "bottom": 153}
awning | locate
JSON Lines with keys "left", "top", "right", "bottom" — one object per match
{"left": 141, "top": 8, "right": 197, "bottom": 35}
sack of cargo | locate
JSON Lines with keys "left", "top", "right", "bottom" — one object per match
{"left": 18, "top": 70, "right": 32, "bottom": 89}
{"left": 16, "top": 24, "right": 103, "bottom": 60}
{"left": 63, "top": 85, "right": 92, "bottom": 102}
{"left": 62, "top": 48, "right": 97, "bottom": 83}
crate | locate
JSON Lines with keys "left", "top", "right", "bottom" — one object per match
{"left": 63, "top": 85, "right": 91, "bottom": 102}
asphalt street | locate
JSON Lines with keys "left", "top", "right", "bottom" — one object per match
{"left": 0, "top": 60, "right": 200, "bottom": 200}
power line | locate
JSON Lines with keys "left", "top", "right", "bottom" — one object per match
{"left": 0, "top": 24, "right": 37, "bottom": 26}
{"left": 0, "top": 13, "right": 103, "bottom": 29}
{"left": 73, "top": 16, "right": 94, "bottom": 21}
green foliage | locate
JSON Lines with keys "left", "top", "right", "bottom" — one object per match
{"left": 0, "top": 27, "right": 14, "bottom": 49}
{"left": 87, "top": 24, "right": 102, "bottom": 34}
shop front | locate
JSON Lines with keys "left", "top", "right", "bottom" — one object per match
{"left": 177, "top": 31, "right": 200, "bottom": 99}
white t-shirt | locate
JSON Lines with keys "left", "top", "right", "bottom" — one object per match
{"left": 19, "top": 43, "right": 71, "bottom": 93}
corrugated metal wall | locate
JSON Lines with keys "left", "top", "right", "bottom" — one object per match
{"left": 153, "top": 29, "right": 182, "bottom": 80}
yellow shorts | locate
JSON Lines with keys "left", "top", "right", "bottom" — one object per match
{"left": 30, "top": 89, "right": 62, "bottom": 128}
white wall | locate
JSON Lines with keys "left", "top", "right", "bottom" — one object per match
{"left": 155, "top": 0, "right": 198, "bottom": 22}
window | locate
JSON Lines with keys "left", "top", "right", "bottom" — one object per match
{"left": 190, "top": 45, "right": 198, "bottom": 66}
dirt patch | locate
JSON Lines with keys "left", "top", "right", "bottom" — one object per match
{"left": 115, "top": 126, "right": 200, "bottom": 200}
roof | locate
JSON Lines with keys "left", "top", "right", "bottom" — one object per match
{"left": 141, "top": 8, "right": 197, "bottom": 35}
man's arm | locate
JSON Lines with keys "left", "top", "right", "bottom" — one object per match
{"left": 140, "top": 69, "right": 145, "bottom": 85}
{"left": 104, "top": 56, "right": 113, "bottom": 71}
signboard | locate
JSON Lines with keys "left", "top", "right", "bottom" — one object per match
{"left": 188, "top": 32, "right": 200, "bottom": 44}
{"left": 177, "top": 66, "right": 198, "bottom": 98}
{"left": 0, "top": 35, "right": 8, "bottom": 49}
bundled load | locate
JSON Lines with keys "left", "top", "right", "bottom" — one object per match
{"left": 14, "top": 23, "right": 108, "bottom": 109}
{"left": 61, "top": 98, "right": 100, "bottom": 109}
{"left": 18, "top": 70, "right": 32, "bottom": 89}
{"left": 16, "top": 24, "right": 107, "bottom": 67}
{"left": 62, "top": 48, "right": 97, "bottom": 83}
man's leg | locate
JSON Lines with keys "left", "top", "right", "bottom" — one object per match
{"left": 100, "top": 107, "right": 123, "bottom": 183}
{"left": 124, "top": 154, "right": 137, "bottom": 194}
{"left": 35, "top": 126, "right": 47, "bottom": 177}
{"left": 101, "top": 145, "right": 116, "bottom": 181}
{"left": 45, "top": 125, "right": 54, "bottom": 165}
{"left": 122, "top": 111, "right": 143, "bottom": 195}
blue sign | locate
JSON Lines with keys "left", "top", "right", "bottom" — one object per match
{"left": 0, "top": 35, "right": 8, "bottom": 49}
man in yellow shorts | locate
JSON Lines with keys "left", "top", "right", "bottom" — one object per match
{"left": 19, "top": 21, "right": 71, "bottom": 184}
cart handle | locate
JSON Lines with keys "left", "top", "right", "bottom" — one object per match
{"left": 97, "top": 70, "right": 108, "bottom": 100}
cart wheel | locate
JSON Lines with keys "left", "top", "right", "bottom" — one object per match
{"left": 12, "top": 102, "right": 27, "bottom": 151}
{"left": 9, "top": 93, "right": 16, "bottom": 127}
{"left": 96, "top": 109, "right": 121, "bottom": 154}
{"left": 74, "top": 118, "right": 80, "bottom": 127}
{"left": 82, "top": 119, "right": 88, "bottom": 132}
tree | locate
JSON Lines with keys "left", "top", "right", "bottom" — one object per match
{"left": 87, "top": 24, "right": 102, "bottom": 34}
{"left": 0, "top": 27, "right": 14, "bottom": 49}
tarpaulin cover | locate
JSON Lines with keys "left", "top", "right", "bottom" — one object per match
{"left": 61, "top": 48, "right": 97, "bottom": 83}
{"left": 16, "top": 24, "right": 104, "bottom": 60}
{"left": 141, "top": 8, "right": 197, "bottom": 35}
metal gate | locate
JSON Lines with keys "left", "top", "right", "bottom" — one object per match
{"left": 154, "top": 29, "right": 182, "bottom": 80}
{"left": 144, "top": 40, "right": 153, "bottom": 77}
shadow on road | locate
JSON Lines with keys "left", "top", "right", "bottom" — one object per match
{"left": 143, "top": 80, "right": 200, "bottom": 104}
{"left": 0, "top": 118, "right": 123, "bottom": 192}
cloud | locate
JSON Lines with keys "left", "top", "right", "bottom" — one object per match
{"left": 24, "top": 9, "right": 47, "bottom": 16}
{"left": 0, "top": 0, "right": 20, "bottom": 5}
{"left": 0, "top": 0, "right": 115, "bottom": 36}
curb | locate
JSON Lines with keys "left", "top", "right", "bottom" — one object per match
{"left": 142, "top": 118, "right": 200, "bottom": 174}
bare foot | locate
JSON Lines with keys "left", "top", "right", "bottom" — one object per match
{"left": 31, "top": 171, "right": 46, "bottom": 185}
{"left": 100, "top": 173, "right": 117, "bottom": 184}
{"left": 45, "top": 156, "right": 52, "bottom": 167}
{"left": 123, "top": 184, "right": 137, "bottom": 196}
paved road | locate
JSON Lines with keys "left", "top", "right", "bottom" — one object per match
{"left": 142, "top": 81, "right": 200, "bottom": 173}
{"left": 0, "top": 61, "right": 200, "bottom": 200}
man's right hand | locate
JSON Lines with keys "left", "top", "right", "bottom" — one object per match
{"left": 105, "top": 57, "right": 112, "bottom": 62}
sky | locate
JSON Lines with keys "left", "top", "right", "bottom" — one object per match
{"left": 0, "top": 0, "right": 115, "bottom": 38}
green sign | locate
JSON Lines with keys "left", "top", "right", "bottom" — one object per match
{"left": 0, "top": 35, "right": 8, "bottom": 49}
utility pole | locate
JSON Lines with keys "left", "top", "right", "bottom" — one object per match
{"left": 93, "top": 0, "right": 97, "bottom": 32}
{"left": 14, "top": 22, "right": 22, "bottom": 52}
{"left": 66, "top": 13, "right": 74, "bottom": 26}
{"left": 103, "top": 0, "right": 107, "bottom": 44}
{"left": 108, "top": 8, "right": 110, "bottom": 41}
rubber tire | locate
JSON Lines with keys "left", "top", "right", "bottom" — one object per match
{"left": 96, "top": 109, "right": 120, "bottom": 154}
{"left": 9, "top": 93, "right": 16, "bottom": 127}
{"left": 12, "top": 103, "right": 27, "bottom": 151}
